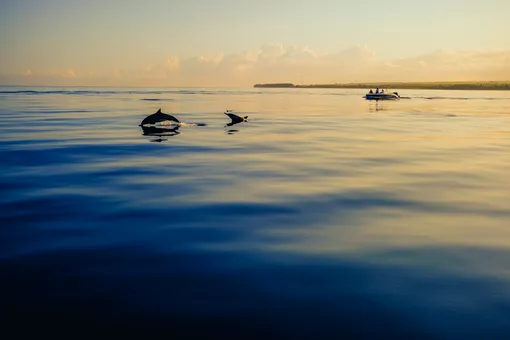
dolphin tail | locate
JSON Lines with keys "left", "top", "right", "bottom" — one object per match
{"left": 244, "top": 116, "right": 248, "bottom": 120}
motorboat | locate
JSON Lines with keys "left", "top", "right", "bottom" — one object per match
{"left": 364, "top": 89, "right": 400, "bottom": 100}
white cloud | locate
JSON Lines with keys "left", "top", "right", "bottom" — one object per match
{"left": 62, "top": 69, "right": 76, "bottom": 78}
{"left": 164, "top": 56, "right": 180, "bottom": 71}
{"left": 2, "top": 45, "right": 510, "bottom": 86}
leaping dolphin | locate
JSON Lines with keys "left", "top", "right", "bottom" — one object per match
{"left": 139, "top": 109, "right": 180, "bottom": 126}
{"left": 224, "top": 110, "right": 248, "bottom": 126}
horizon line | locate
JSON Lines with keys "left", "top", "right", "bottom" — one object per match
{"left": 2, "top": 80, "right": 510, "bottom": 88}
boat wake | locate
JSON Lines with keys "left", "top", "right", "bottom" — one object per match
{"left": 417, "top": 96, "right": 510, "bottom": 100}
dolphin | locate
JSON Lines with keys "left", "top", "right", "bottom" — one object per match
{"left": 224, "top": 110, "right": 248, "bottom": 126}
{"left": 139, "top": 109, "right": 180, "bottom": 126}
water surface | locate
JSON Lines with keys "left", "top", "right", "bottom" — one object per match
{"left": 1, "top": 86, "right": 510, "bottom": 338}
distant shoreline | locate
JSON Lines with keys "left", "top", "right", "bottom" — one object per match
{"left": 254, "top": 81, "right": 510, "bottom": 91}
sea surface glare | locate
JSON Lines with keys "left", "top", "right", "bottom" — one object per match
{"left": 1, "top": 86, "right": 510, "bottom": 338}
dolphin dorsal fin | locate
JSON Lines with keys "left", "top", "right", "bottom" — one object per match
{"left": 156, "top": 109, "right": 162, "bottom": 114}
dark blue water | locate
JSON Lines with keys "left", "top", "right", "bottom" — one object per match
{"left": 2, "top": 86, "right": 510, "bottom": 338}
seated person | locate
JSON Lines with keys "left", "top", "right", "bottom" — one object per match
{"left": 369, "top": 89, "right": 373, "bottom": 94}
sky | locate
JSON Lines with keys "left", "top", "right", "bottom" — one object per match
{"left": 0, "top": 0, "right": 509, "bottom": 86}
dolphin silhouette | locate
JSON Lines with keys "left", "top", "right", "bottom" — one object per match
{"left": 224, "top": 110, "right": 248, "bottom": 126}
{"left": 139, "top": 109, "right": 180, "bottom": 126}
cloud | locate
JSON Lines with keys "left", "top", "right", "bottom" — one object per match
{"left": 164, "top": 56, "right": 180, "bottom": 71}
{"left": 2, "top": 45, "right": 510, "bottom": 86}
{"left": 384, "top": 49, "right": 510, "bottom": 82}
{"left": 62, "top": 69, "right": 76, "bottom": 78}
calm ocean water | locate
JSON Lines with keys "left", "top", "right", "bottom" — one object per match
{"left": 1, "top": 86, "right": 510, "bottom": 338}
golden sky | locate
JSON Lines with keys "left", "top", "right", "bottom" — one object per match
{"left": 1, "top": 0, "right": 509, "bottom": 86}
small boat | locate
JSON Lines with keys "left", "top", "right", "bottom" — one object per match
{"left": 364, "top": 88, "right": 400, "bottom": 100}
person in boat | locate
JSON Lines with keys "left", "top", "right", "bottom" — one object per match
{"left": 381, "top": 89, "right": 385, "bottom": 93}
{"left": 375, "top": 88, "right": 379, "bottom": 94}
{"left": 369, "top": 89, "right": 373, "bottom": 94}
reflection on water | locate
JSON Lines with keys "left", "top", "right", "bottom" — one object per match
{"left": 1, "top": 86, "right": 510, "bottom": 338}
{"left": 368, "top": 100, "right": 388, "bottom": 112}
{"left": 141, "top": 125, "right": 181, "bottom": 141}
